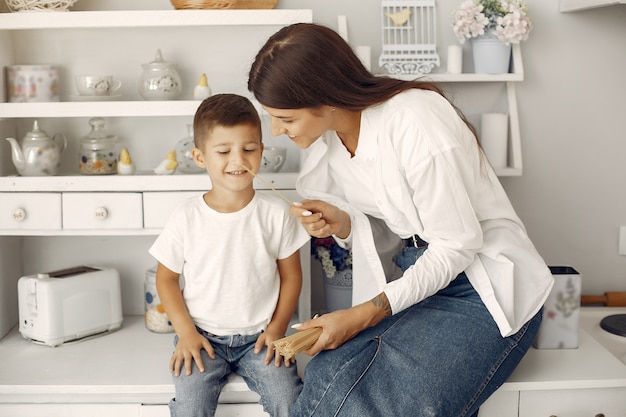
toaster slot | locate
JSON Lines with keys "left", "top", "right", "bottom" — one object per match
{"left": 47, "top": 266, "right": 101, "bottom": 278}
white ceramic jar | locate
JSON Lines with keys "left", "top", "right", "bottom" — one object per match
{"left": 6, "top": 65, "right": 60, "bottom": 102}
{"left": 138, "top": 49, "right": 182, "bottom": 100}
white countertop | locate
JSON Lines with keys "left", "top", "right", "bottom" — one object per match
{"left": 1, "top": 309, "right": 626, "bottom": 404}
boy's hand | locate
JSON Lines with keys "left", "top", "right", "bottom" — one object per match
{"left": 170, "top": 330, "right": 215, "bottom": 377}
{"left": 255, "top": 329, "right": 294, "bottom": 368}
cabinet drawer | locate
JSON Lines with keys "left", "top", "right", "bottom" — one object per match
{"left": 519, "top": 387, "right": 626, "bottom": 416}
{"left": 143, "top": 191, "right": 202, "bottom": 229}
{"left": 478, "top": 390, "right": 518, "bottom": 417}
{"left": 0, "top": 193, "right": 62, "bottom": 230}
{"left": 62, "top": 193, "right": 143, "bottom": 230}
{"left": 0, "top": 404, "right": 139, "bottom": 417}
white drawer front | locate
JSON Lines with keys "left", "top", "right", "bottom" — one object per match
{"left": 519, "top": 387, "right": 626, "bottom": 416}
{"left": 143, "top": 191, "right": 202, "bottom": 229}
{"left": 478, "top": 390, "right": 518, "bottom": 417}
{"left": 63, "top": 193, "right": 143, "bottom": 230}
{"left": 0, "top": 193, "right": 62, "bottom": 230}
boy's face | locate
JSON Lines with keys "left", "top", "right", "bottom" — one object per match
{"left": 192, "top": 124, "right": 263, "bottom": 192}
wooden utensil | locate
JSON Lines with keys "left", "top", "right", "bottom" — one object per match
{"left": 238, "top": 164, "right": 293, "bottom": 205}
{"left": 580, "top": 292, "right": 626, "bottom": 307}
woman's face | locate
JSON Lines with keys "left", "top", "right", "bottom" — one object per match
{"left": 263, "top": 105, "right": 334, "bottom": 149}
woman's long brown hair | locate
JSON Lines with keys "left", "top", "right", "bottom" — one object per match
{"left": 248, "top": 23, "right": 478, "bottom": 140}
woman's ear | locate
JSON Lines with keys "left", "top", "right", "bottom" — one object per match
{"left": 191, "top": 147, "right": 205, "bottom": 168}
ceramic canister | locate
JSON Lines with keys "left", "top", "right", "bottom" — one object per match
{"left": 6, "top": 65, "right": 61, "bottom": 102}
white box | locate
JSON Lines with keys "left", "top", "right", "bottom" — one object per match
{"left": 533, "top": 266, "right": 581, "bottom": 349}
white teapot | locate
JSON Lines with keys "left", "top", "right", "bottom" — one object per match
{"left": 6, "top": 120, "right": 67, "bottom": 176}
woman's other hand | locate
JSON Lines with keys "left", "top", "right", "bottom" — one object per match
{"left": 293, "top": 294, "right": 390, "bottom": 355}
{"left": 291, "top": 199, "right": 351, "bottom": 239}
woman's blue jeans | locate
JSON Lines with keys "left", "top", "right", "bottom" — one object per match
{"left": 169, "top": 330, "right": 302, "bottom": 417}
{"left": 291, "top": 273, "right": 542, "bottom": 417}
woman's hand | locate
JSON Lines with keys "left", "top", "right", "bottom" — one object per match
{"left": 294, "top": 294, "right": 391, "bottom": 355}
{"left": 291, "top": 200, "right": 351, "bottom": 239}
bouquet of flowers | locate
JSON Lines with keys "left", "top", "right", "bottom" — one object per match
{"left": 452, "top": 0, "right": 532, "bottom": 45}
{"left": 311, "top": 237, "right": 352, "bottom": 279}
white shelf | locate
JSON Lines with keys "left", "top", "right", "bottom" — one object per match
{"left": 0, "top": 172, "right": 298, "bottom": 192}
{"left": 392, "top": 44, "right": 524, "bottom": 83}
{"left": 0, "top": 101, "right": 202, "bottom": 119}
{"left": 389, "top": 43, "right": 524, "bottom": 176}
{"left": 0, "top": 9, "right": 313, "bottom": 29}
{"left": 560, "top": 0, "right": 626, "bottom": 11}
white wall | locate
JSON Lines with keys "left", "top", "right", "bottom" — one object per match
{"left": 280, "top": 0, "right": 626, "bottom": 296}
{"left": 6, "top": 0, "right": 625, "bottom": 307}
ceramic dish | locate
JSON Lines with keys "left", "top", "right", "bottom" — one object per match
{"left": 70, "top": 94, "right": 122, "bottom": 102}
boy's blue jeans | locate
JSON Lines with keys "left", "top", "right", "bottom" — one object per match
{"left": 291, "top": 273, "right": 542, "bottom": 417}
{"left": 169, "top": 330, "right": 302, "bottom": 417}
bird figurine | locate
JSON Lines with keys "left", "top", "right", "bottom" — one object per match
{"left": 153, "top": 150, "right": 178, "bottom": 175}
{"left": 193, "top": 73, "right": 211, "bottom": 100}
{"left": 117, "top": 147, "right": 136, "bottom": 175}
{"left": 385, "top": 8, "right": 411, "bottom": 26}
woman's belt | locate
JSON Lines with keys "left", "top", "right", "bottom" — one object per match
{"left": 402, "top": 235, "right": 428, "bottom": 249}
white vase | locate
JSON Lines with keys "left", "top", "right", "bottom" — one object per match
{"left": 324, "top": 269, "right": 352, "bottom": 312}
{"left": 472, "top": 32, "right": 511, "bottom": 74}
{"left": 480, "top": 113, "right": 509, "bottom": 168}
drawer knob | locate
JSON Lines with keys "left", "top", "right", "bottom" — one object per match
{"left": 12, "top": 208, "right": 26, "bottom": 222}
{"left": 95, "top": 206, "right": 109, "bottom": 220}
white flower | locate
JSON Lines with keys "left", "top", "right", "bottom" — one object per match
{"left": 452, "top": 0, "right": 532, "bottom": 44}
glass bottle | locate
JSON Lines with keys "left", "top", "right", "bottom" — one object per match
{"left": 79, "top": 117, "right": 117, "bottom": 175}
{"left": 175, "top": 124, "right": 203, "bottom": 174}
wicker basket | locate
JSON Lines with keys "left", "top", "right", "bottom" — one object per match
{"left": 170, "top": 0, "right": 277, "bottom": 9}
{"left": 5, "top": 0, "right": 78, "bottom": 11}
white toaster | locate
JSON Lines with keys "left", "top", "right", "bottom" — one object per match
{"left": 18, "top": 265, "right": 123, "bottom": 347}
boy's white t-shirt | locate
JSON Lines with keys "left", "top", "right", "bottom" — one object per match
{"left": 149, "top": 192, "right": 310, "bottom": 336}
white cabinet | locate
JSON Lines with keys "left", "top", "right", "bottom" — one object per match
{"left": 393, "top": 44, "right": 525, "bottom": 176}
{"left": 0, "top": 7, "right": 313, "bottom": 413}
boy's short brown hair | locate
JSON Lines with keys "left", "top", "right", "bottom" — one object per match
{"left": 193, "top": 94, "right": 262, "bottom": 148}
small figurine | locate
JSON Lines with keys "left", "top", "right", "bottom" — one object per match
{"left": 193, "top": 73, "right": 211, "bottom": 100}
{"left": 117, "top": 147, "right": 136, "bottom": 175}
{"left": 385, "top": 8, "right": 411, "bottom": 26}
{"left": 153, "top": 150, "right": 178, "bottom": 175}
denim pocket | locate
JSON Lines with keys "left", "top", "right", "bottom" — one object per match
{"left": 393, "top": 246, "right": 427, "bottom": 271}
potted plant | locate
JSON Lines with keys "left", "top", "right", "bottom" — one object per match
{"left": 452, "top": 0, "right": 532, "bottom": 73}
{"left": 311, "top": 237, "right": 352, "bottom": 311}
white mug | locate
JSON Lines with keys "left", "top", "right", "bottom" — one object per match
{"left": 75, "top": 75, "right": 122, "bottom": 96}
{"left": 6, "top": 65, "right": 60, "bottom": 102}
{"left": 260, "top": 146, "right": 287, "bottom": 173}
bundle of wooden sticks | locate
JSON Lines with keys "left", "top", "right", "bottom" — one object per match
{"left": 273, "top": 327, "right": 323, "bottom": 360}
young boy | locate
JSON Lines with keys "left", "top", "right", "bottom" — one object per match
{"left": 149, "top": 94, "right": 309, "bottom": 417}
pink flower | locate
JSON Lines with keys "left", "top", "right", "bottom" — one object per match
{"left": 452, "top": 0, "right": 532, "bottom": 44}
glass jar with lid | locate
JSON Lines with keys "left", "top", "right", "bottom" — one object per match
{"left": 79, "top": 117, "right": 117, "bottom": 175}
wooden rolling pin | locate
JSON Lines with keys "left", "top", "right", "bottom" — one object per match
{"left": 580, "top": 292, "right": 626, "bottom": 306}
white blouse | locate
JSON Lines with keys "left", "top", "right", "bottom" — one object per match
{"left": 297, "top": 89, "right": 553, "bottom": 337}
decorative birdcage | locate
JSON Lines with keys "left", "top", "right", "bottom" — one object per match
{"left": 379, "top": 0, "right": 440, "bottom": 75}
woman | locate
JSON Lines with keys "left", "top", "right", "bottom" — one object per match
{"left": 248, "top": 23, "right": 553, "bottom": 417}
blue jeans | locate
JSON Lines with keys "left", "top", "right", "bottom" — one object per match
{"left": 170, "top": 329, "right": 302, "bottom": 417}
{"left": 291, "top": 274, "right": 542, "bottom": 417}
